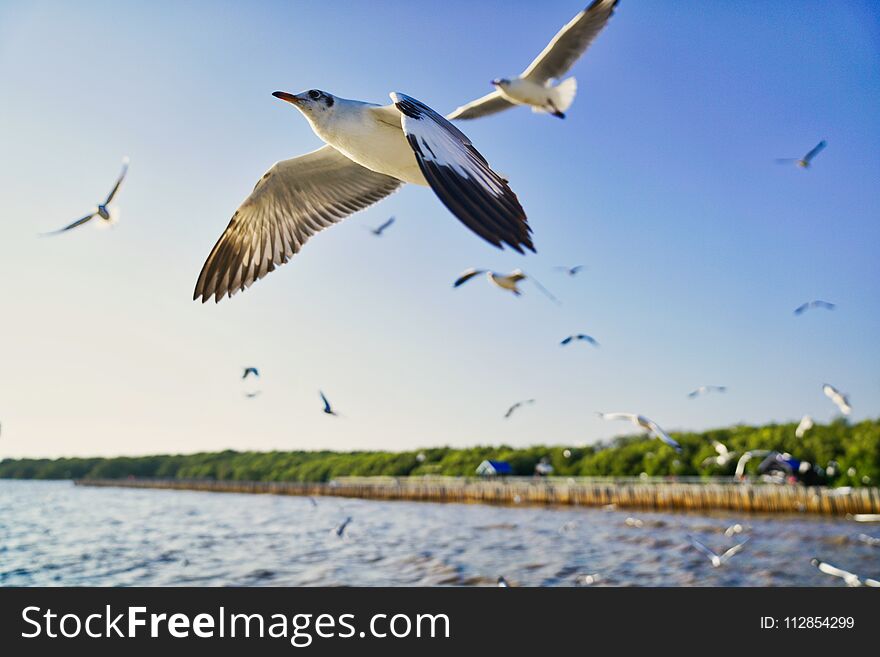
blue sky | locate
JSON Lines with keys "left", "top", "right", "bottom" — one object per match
{"left": 0, "top": 0, "right": 878, "bottom": 458}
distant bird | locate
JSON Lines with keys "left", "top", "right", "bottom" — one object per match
{"left": 367, "top": 216, "right": 395, "bottom": 236}
{"left": 560, "top": 334, "right": 599, "bottom": 347}
{"left": 822, "top": 383, "right": 851, "bottom": 416}
{"left": 504, "top": 399, "right": 536, "bottom": 419}
{"left": 447, "top": 0, "right": 619, "bottom": 120}
{"left": 795, "top": 415, "right": 814, "bottom": 439}
{"left": 497, "top": 576, "right": 510, "bottom": 587}
{"left": 724, "top": 523, "right": 746, "bottom": 538}
{"left": 687, "top": 385, "right": 726, "bottom": 399}
{"left": 776, "top": 140, "right": 827, "bottom": 169}
{"left": 811, "top": 558, "right": 879, "bottom": 587}
{"left": 701, "top": 440, "right": 738, "bottom": 467}
{"left": 453, "top": 268, "right": 559, "bottom": 303}
{"left": 320, "top": 391, "right": 338, "bottom": 416}
{"left": 242, "top": 367, "right": 260, "bottom": 380}
{"left": 734, "top": 450, "right": 772, "bottom": 479}
{"left": 794, "top": 300, "right": 835, "bottom": 315}
{"left": 688, "top": 536, "right": 749, "bottom": 568}
{"left": 575, "top": 573, "right": 601, "bottom": 585}
{"left": 857, "top": 534, "right": 880, "bottom": 547}
{"left": 624, "top": 517, "right": 644, "bottom": 528}
{"left": 554, "top": 265, "right": 585, "bottom": 276}
{"left": 308, "top": 496, "right": 318, "bottom": 508}
{"left": 193, "top": 90, "right": 533, "bottom": 303}
{"left": 43, "top": 157, "right": 129, "bottom": 235}
{"left": 244, "top": 391, "right": 262, "bottom": 399}
{"left": 597, "top": 412, "right": 682, "bottom": 452}
{"left": 335, "top": 516, "right": 352, "bottom": 537}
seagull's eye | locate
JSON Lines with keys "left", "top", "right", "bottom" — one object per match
{"left": 308, "top": 90, "right": 321, "bottom": 100}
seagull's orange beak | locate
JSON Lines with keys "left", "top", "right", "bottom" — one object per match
{"left": 272, "top": 91, "right": 300, "bottom": 105}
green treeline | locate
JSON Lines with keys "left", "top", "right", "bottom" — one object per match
{"left": 1, "top": 418, "right": 877, "bottom": 485}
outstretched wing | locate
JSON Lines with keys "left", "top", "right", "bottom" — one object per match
{"left": 803, "top": 140, "right": 827, "bottom": 163}
{"left": 375, "top": 217, "right": 395, "bottom": 234}
{"left": 644, "top": 417, "right": 681, "bottom": 451}
{"left": 103, "top": 157, "right": 129, "bottom": 205}
{"left": 42, "top": 213, "right": 97, "bottom": 235}
{"left": 446, "top": 90, "right": 515, "bottom": 121}
{"left": 193, "top": 146, "right": 402, "bottom": 302}
{"left": 688, "top": 536, "right": 718, "bottom": 562}
{"left": 720, "top": 538, "right": 749, "bottom": 563}
{"left": 320, "top": 390, "right": 332, "bottom": 413}
{"left": 392, "top": 92, "right": 534, "bottom": 254}
{"left": 453, "top": 268, "right": 487, "bottom": 287}
{"left": 521, "top": 0, "right": 619, "bottom": 82}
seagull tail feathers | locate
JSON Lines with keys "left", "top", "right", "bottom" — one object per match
{"left": 553, "top": 77, "right": 578, "bottom": 113}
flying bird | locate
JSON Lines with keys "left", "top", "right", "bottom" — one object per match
{"left": 43, "top": 157, "right": 129, "bottom": 235}
{"left": 724, "top": 523, "right": 746, "bottom": 538}
{"left": 244, "top": 391, "right": 262, "bottom": 399}
{"left": 504, "top": 399, "right": 536, "bottom": 419}
{"left": 367, "top": 216, "right": 395, "bottom": 236}
{"left": 497, "top": 576, "right": 510, "bottom": 587}
{"left": 687, "top": 385, "right": 726, "bottom": 399}
{"left": 776, "top": 140, "right": 827, "bottom": 169}
{"left": 242, "top": 367, "right": 259, "bottom": 379}
{"left": 320, "top": 391, "right": 338, "bottom": 416}
{"left": 335, "top": 516, "right": 353, "bottom": 537}
{"left": 688, "top": 536, "right": 749, "bottom": 568}
{"left": 554, "top": 265, "right": 585, "bottom": 276}
{"left": 822, "top": 383, "right": 851, "bottom": 416}
{"left": 811, "top": 559, "right": 879, "bottom": 587}
{"left": 453, "top": 268, "right": 559, "bottom": 303}
{"left": 193, "top": 91, "right": 533, "bottom": 303}
{"left": 794, "top": 300, "right": 835, "bottom": 315}
{"left": 701, "top": 440, "right": 738, "bottom": 467}
{"left": 795, "top": 415, "right": 814, "bottom": 439}
{"left": 560, "top": 334, "right": 599, "bottom": 347}
{"left": 858, "top": 534, "right": 880, "bottom": 547}
{"left": 447, "top": 0, "right": 619, "bottom": 120}
{"left": 597, "top": 412, "right": 682, "bottom": 452}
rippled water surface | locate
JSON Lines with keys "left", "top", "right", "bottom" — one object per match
{"left": 2, "top": 480, "right": 878, "bottom": 586}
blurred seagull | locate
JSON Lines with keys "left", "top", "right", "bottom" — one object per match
{"left": 320, "top": 391, "right": 338, "bottom": 416}
{"left": 554, "top": 264, "right": 585, "bottom": 276}
{"left": 504, "top": 399, "right": 536, "bottom": 419}
{"left": 244, "top": 391, "right": 262, "bottom": 399}
{"left": 724, "top": 523, "right": 746, "bottom": 537}
{"left": 811, "top": 559, "right": 879, "bottom": 587}
{"left": 857, "top": 534, "right": 880, "bottom": 547}
{"left": 335, "top": 516, "right": 352, "bottom": 537}
{"left": 689, "top": 536, "right": 749, "bottom": 568}
{"left": 367, "top": 216, "right": 395, "bottom": 236}
{"left": 597, "top": 412, "right": 682, "bottom": 452}
{"left": 794, "top": 300, "right": 835, "bottom": 315}
{"left": 242, "top": 367, "right": 260, "bottom": 379}
{"left": 575, "top": 573, "right": 601, "bottom": 585}
{"left": 776, "top": 140, "right": 827, "bottom": 169}
{"left": 795, "top": 415, "right": 814, "bottom": 439}
{"left": 194, "top": 90, "right": 533, "bottom": 303}
{"left": 453, "top": 268, "right": 559, "bottom": 303}
{"left": 43, "top": 157, "right": 129, "bottom": 235}
{"left": 560, "top": 333, "right": 599, "bottom": 347}
{"left": 447, "top": 0, "right": 619, "bottom": 120}
{"left": 687, "top": 385, "right": 727, "bottom": 399}
{"left": 822, "top": 383, "right": 851, "bottom": 416}
{"left": 701, "top": 440, "right": 738, "bottom": 467}
{"left": 497, "top": 576, "right": 510, "bottom": 587}
{"left": 852, "top": 514, "right": 880, "bottom": 523}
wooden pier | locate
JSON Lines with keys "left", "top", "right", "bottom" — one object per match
{"left": 74, "top": 477, "right": 880, "bottom": 516}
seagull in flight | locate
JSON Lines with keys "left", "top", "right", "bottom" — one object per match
{"left": 193, "top": 91, "right": 533, "bottom": 303}
{"left": 335, "top": 516, "right": 353, "bottom": 538}
{"left": 795, "top": 415, "right": 814, "bottom": 439}
{"left": 448, "top": 0, "right": 619, "bottom": 120}
{"left": 811, "top": 559, "right": 879, "bottom": 587}
{"left": 687, "top": 385, "right": 727, "bottom": 399}
{"left": 320, "top": 391, "right": 338, "bottom": 416}
{"left": 244, "top": 391, "right": 262, "bottom": 399}
{"left": 453, "top": 268, "right": 559, "bottom": 303}
{"left": 688, "top": 536, "right": 749, "bottom": 568}
{"left": 701, "top": 440, "right": 738, "bottom": 467}
{"left": 794, "top": 300, "right": 835, "bottom": 315}
{"left": 597, "top": 412, "right": 681, "bottom": 452}
{"left": 560, "top": 334, "right": 599, "bottom": 347}
{"left": 776, "top": 140, "right": 827, "bottom": 169}
{"left": 43, "top": 157, "right": 129, "bottom": 235}
{"left": 504, "top": 399, "right": 536, "bottom": 419}
{"left": 242, "top": 367, "right": 259, "bottom": 380}
{"left": 367, "top": 216, "right": 395, "bottom": 236}
{"left": 822, "top": 383, "right": 851, "bottom": 416}
{"left": 554, "top": 265, "right": 585, "bottom": 276}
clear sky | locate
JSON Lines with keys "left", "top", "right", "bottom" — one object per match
{"left": 1, "top": 1, "right": 878, "bottom": 458}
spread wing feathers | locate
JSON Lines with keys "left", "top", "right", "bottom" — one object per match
{"left": 521, "top": 0, "right": 619, "bottom": 82}
{"left": 392, "top": 92, "right": 534, "bottom": 254}
{"left": 194, "top": 146, "right": 403, "bottom": 303}
{"left": 453, "top": 268, "right": 487, "bottom": 287}
{"left": 644, "top": 418, "right": 681, "bottom": 451}
{"left": 803, "top": 140, "right": 827, "bottom": 162}
{"left": 446, "top": 90, "right": 515, "bottom": 121}
{"left": 103, "top": 158, "right": 129, "bottom": 205}
{"left": 688, "top": 536, "right": 718, "bottom": 561}
{"left": 720, "top": 538, "right": 749, "bottom": 562}
{"left": 43, "top": 213, "right": 97, "bottom": 235}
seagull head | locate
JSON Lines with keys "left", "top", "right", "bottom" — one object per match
{"left": 273, "top": 89, "right": 336, "bottom": 123}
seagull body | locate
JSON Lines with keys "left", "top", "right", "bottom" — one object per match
{"left": 687, "top": 385, "right": 727, "bottom": 399}
{"left": 320, "top": 391, "right": 338, "bottom": 416}
{"left": 44, "top": 157, "right": 128, "bottom": 234}
{"left": 794, "top": 300, "right": 835, "bottom": 315}
{"left": 776, "top": 140, "right": 827, "bottom": 169}
{"left": 194, "top": 90, "right": 533, "bottom": 302}
{"left": 447, "top": 0, "right": 619, "bottom": 120}
{"left": 242, "top": 367, "right": 259, "bottom": 380}
{"left": 453, "top": 268, "right": 559, "bottom": 302}
{"left": 598, "top": 412, "right": 681, "bottom": 452}
{"left": 689, "top": 536, "right": 749, "bottom": 568}
{"left": 823, "top": 383, "right": 851, "bottom": 416}
{"left": 560, "top": 334, "right": 599, "bottom": 347}
{"left": 701, "top": 440, "right": 738, "bottom": 467}
{"left": 811, "top": 559, "right": 877, "bottom": 587}
{"left": 368, "top": 216, "right": 395, "bottom": 236}
{"left": 504, "top": 399, "right": 535, "bottom": 419}
{"left": 795, "top": 415, "right": 814, "bottom": 439}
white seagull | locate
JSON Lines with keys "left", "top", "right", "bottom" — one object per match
{"left": 811, "top": 559, "right": 879, "bottom": 587}
{"left": 447, "top": 0, "right": 620, "bottom": 120}
{"left": 793, "top": 300, "right": 835, "bottom": 315}
{"left": 597, "top": 412, "right": 682, "bottom": 452}
{"left": 822, "top": 383, "right": 851, "bottom": 416}
{"left": 504, "top": 399, "right": 536, "bottom": 419}
{"left": 44, "top": 157, "right": 129, "bottom": 235}
{"left": 776, "top": 140, "right": 827, "bottom": 169}
{"left": 701, "top": 440, "right": 738, "bottom": 468}
{"left": 560, "top": 334, "right": 599, "bottom": 347}
{"left": 795, "top": 415, "right": 814, "bottom": 439}
{"left": 688, "top": 536, "right": 749, "bottom": 568}
{"left": 194, "top": 91, "right": 533, "bottom": 302}
{"left": 687, "top": 385, "right": 727, "bottom": 399}
{"left": 453, "top": 268, "right": 559, "bottom": 303}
